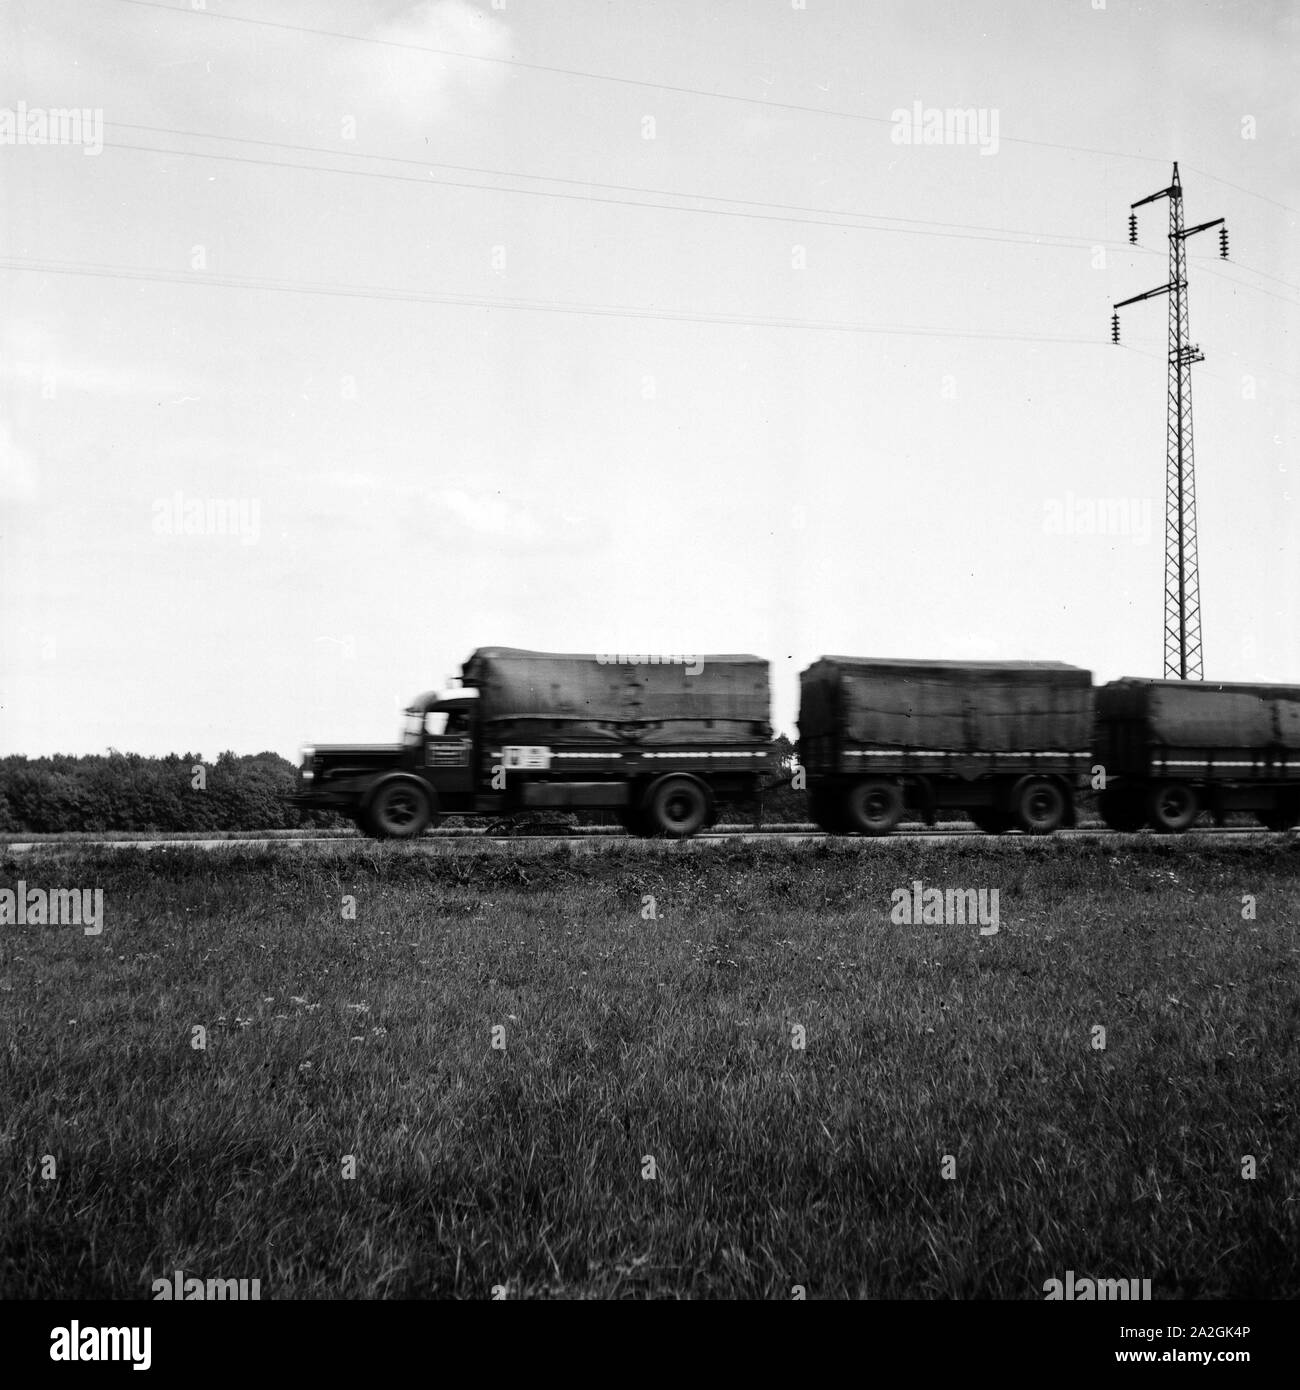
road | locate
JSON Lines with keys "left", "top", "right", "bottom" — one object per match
{"left": 1, "top": 826, "right": 1286, "bottom": 853}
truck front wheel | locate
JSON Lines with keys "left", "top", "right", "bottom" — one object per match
{"left": 367, "top": 780, "right": 432, "bottom": 838}
{"left": 644, "top": 776, "right": 711, "bottom": 838}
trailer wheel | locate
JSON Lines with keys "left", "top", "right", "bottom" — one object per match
{"left": 969, "top": 807, "right": 1013, "bottom": 835}
{"left": 1147, "top": 782, "right": 1199, "bottom": 834}
{"left": 368, "top": 779, "right": 432, "bottom": 838}
{"left": 1013, "top": 778, "right": 1066, "bottom": 835}
{"left": 644, "top": 776, "right": 711, "bottom": 838}
{"left": 844, "top": 779, "right": 903, "bottom": 836}
{"left": 1098, "top": 785, "right": 1146, "bottom": 832}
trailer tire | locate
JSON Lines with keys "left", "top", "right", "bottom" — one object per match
{"left": 843, "top": 779, "right": 903, "bottom": 836}
{"left": 1147, "top": 781, "right": 1199, "bottom": 834}
{"left": 644, "top": 776, "right": 711, "bottom": 838}
{"left": 1013, "top": 777, "right": 1066, "bottom": 835}
{"left": 367, "top": 778, "right": 433, "bottom": 839}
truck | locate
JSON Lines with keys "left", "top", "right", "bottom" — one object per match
{"left": 294, "top": 647, "right": 778, "bottom": 838}
{"left": 1094, "top": 677, "right": 1300, "bottom": 832}
{"left": 797, "top": 656, "right": 1095, "bottom": 834}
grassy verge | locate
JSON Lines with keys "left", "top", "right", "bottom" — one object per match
{"left": 1, "top": 837, "right": 1297, "bottom": 1298}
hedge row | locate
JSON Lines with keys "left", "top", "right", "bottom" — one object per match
{"left": 0, "top": 752, "right": 335, "bottom": 834}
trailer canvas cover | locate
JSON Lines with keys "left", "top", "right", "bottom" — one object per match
{"left": 461, "top": 648, "right": 771, "bottom": 747}
{"left": 800, "top": 657, "right": 1093, "bottom": 752}
{"left": 1100, "top": 678, "right": 1300, "bottom": 752}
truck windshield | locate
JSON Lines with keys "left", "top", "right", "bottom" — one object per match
{"left": 402, "top": 708, "right": 468, "bottom": 743}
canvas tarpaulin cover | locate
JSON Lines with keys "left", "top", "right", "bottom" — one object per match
{"left": 461, "top": 649, "right": 772, "bottom": 746}
{"left": 1103, "top": 679, "right": 1300, "bottom": 751}
{"left": 799, "top": 657, "right": 1093, "bottom": 752}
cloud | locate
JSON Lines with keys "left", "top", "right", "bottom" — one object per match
{"left": 253, "top": 0, "right": 514, "bottom": 137}
{"left": 425, "top": 486, "right": 544, "bottom": 542}
{"left": 1, "top": 320, "right": 196, "bottom": 399}
{"left": 356, "top": 0, "right": 514, "bottom": 124}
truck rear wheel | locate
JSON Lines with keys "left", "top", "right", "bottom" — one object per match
{"left": 644, "top": 776, "right": 711, "bottom": 838}
{"left": 844, "top": 779, "right": 903, "bottom": 836}
{"left": 368, "top": 779, "right": 432, "bottom": 838}
{"left": 1014, "top": 778, "right": 1066, "bottom": 835}
{"left": 1147, "top": 782, "right": 1199, "bottom": 834}
{"left": 1099, "top": 785, "right": 1146, "bottom": 832}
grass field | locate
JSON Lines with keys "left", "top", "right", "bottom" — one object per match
{"left": 1, "top": 836, "right": 1297, "bottom": 1299}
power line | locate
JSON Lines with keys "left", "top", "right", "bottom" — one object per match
{"left": 1186, "top": 165, "right": 1300, "bottom": 219}
{"left": 104, "top": 0, "right": 1296, "bottom": 214}
{"left": 95, "top": 129, "right": 1300, "bottom": 305}
{"left": 0, "top": 253, "right": 1104, "bottom": 345}
{"left": 1193, "top": 260, "right": 1300, "bottom": 309}
{"left": 105, "top": 120, "right": 1105, "bottom": 247}
{"left": 101, "top": 135, "right": 1108, "bottom": 253}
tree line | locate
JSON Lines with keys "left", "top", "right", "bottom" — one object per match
{"left": 0, "top": 751, "right": 336, "bottom": 833}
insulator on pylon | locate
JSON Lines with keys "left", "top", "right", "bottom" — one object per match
{"left": 1111, "top": 313, "right": 1120, "bottom": 345}
{"left": 1128, "top": 213, "right": 1138, "bottom": 245}
{"left": 1219, "top": 226, "right": 1229, "bottom": 260}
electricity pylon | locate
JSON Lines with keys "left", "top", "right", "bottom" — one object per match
{"left": 1112, "top": 162, "right": 1227, "bottom": 681}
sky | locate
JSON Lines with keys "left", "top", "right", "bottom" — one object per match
{"left": 2, "top": 0, "right": 1296, "bottom": 760}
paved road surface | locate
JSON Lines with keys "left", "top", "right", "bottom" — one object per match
{"left": 1, "top": 827, "right": 1283, "bottom": 854}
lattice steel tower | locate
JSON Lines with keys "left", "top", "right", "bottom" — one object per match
{"left": 1112, "top": 162, "right": 1227, "bottom": 680}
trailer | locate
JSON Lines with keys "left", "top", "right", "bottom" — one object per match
{"left": 1095, "top": 677, "right": 1300, "bottom": 831}
{"left": 295, "top": 648, "right": 777, "bottom": 838}
{"left": 798, "top": 656, "right": 1095, "bottom": 834}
